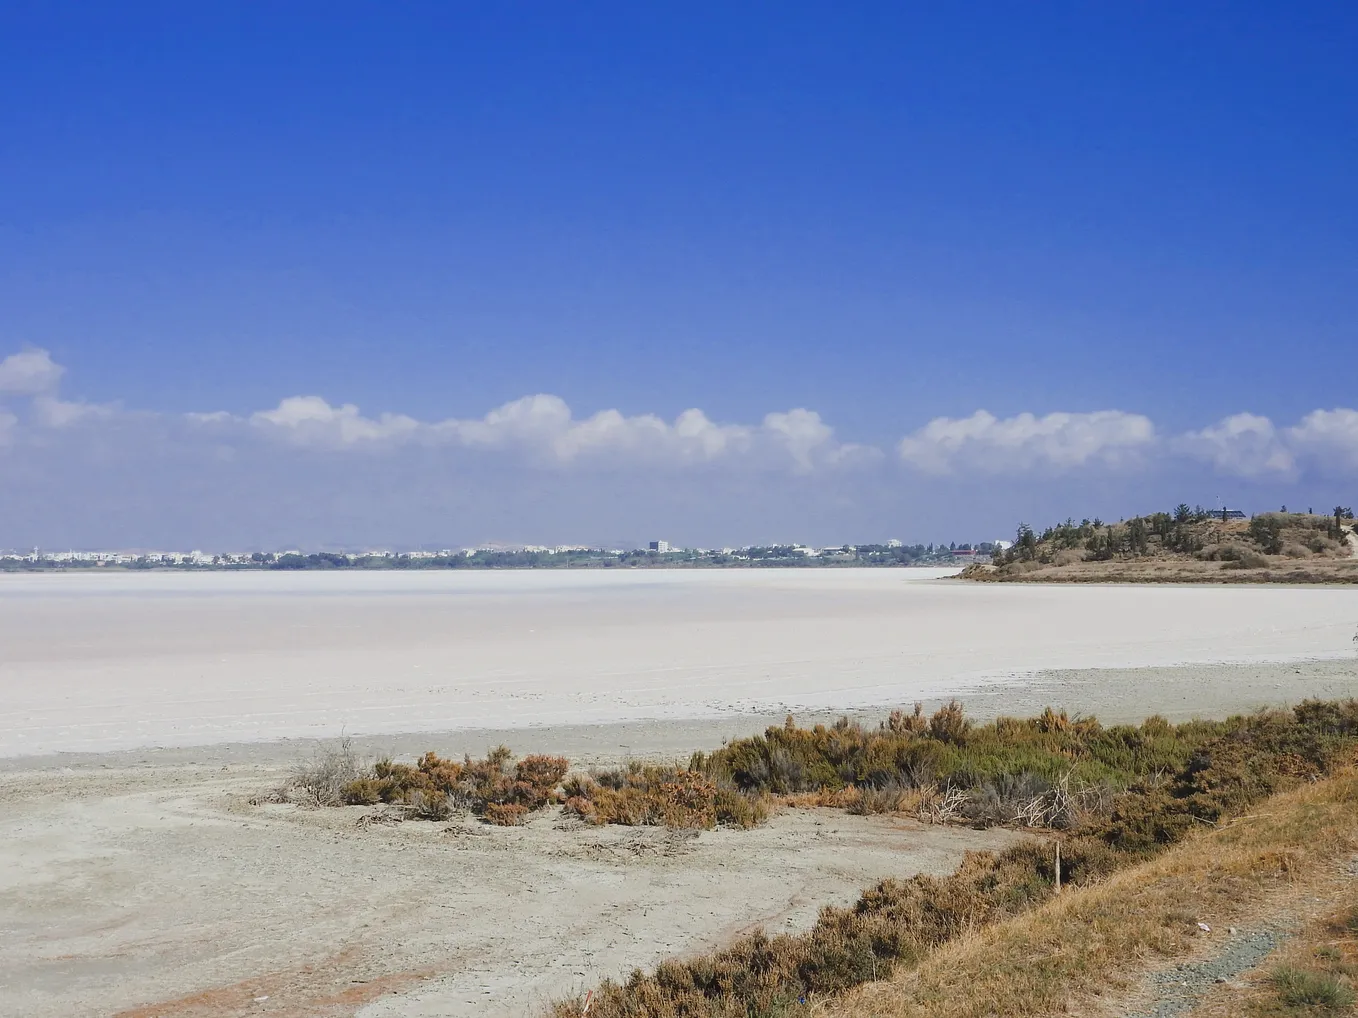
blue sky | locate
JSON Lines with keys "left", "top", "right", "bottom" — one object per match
{"left": 1, "top": 4, "right": 1355, "bottom": 549}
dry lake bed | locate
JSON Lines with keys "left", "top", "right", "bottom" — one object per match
{"left": 2, "top": 569, "right": 1356, "bottom": 1017}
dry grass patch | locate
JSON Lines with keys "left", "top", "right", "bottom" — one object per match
{"left": 824, "top": 768, "right": 1358, "bottom": 1018}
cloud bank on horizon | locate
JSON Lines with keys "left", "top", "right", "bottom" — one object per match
{"left": 2, "top": 347, "right": 1355, "bottom": 549}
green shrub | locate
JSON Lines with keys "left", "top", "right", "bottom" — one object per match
{"left": 691, "top": 701, "right": 1219, "bottom": 823}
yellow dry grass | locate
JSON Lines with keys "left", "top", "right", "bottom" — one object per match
{"left": 815, "top": 767, "right": 1358, "bottom": 1018}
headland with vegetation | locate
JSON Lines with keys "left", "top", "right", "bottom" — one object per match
{"left": 965, "top": 505, "right": 1357, "bottom": 583}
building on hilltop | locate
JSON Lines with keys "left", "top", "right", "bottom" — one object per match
{"left": 648, "top": 540, "right": 671, "bottom": 553}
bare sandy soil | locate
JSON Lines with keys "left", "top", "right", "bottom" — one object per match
{"left": 0, "top": 758, "right": 1023, "bottom": 1018}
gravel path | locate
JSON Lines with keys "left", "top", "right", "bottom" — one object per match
{"left": 1125, "top": 925, "right": 1292, "bottom": 1018}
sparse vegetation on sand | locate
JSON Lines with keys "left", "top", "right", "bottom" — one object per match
{"left": 968, "top": 507, "right": 1358, "bottom": 583}
{"left": 288, "top": 745, "right": 771, "bottom": 829}
{"left": 550, "top": 699, "right": 1358, "bottom": 1018}
{"left": 287, "top": 744, "right": 569, "bottom": 824}
{"left": 349, "top": 747, "right": 568, "bottom": 824}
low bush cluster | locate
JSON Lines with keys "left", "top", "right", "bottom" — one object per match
{"left": 562, "top": 762, "right": 770, "bottom": 830}
{"left": 294, "top": 744, "right": 772, "bottom": 830}
{"left": 690, "top": 701, "right": 1211, "bottom": 830}
{"left": 1197, "top": 542, "right": 1270, "bottom": 568}
{"left": 554, "top": 699, "right": 1358, "bottom": 1018}
{"left": 340, "top": 746, "right": 569, "bottom": 824}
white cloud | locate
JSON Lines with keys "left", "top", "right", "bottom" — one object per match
{"left": 1173, "top": 413, "right": 1296, "bottom": 478}
{"left": 0, "top": 348, "right": 64, "bottom": 395}
{"left": 29, "top": 394, "right": 118, "bottom": 429}
{"left": 0, "top": 348, "right": 117, "bottom": 429}
{"left": 2, "top": 347, "right": 1354, "bottom": 501}
{"left": 1287, "top": 408, "right": 1358, "bottom": 473}
{"left": 231, "top": 392, "right": 870, "bottom": 472}
{"left": 250, "top": 396, "right": 420, "bottom": 445}
{"left": 898, "top": 409, "right": 1156, "bottom": 475}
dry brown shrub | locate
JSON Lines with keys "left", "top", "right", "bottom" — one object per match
{"left": 482, "top": 802, "right": 530, "bottom": 826}
{"left": 928, "top": 700, "right": 970, "bottom": 744}
{"left": 405, "top": 788, "right": 453, "bottom": 820}
{"left": 334, "top": 746, "right": 567, "bottom": 823}
{"left": 563, "top": 763, "right": 769, "bottom": 829}
{"left": 885, "top": 703, "right": 928, "bottom": 735}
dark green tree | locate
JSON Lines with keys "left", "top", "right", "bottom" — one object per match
{"left": 1127, "top": 517, "right": 1149, "bottom": 555}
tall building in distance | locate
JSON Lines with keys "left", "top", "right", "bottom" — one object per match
{"left": 648, "top": 540, "right": 672, "bottom": 553}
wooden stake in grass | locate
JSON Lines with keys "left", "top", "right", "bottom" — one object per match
{"left": 1055, "top": 840, "right": 1061, "bottom": 895}
{"left": 581, "top": 989, "right": 593, "bottom": 1016}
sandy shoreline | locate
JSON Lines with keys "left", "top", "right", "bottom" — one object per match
{"left": 5, "top": 657, "right": 1356, "bottom": 776}
{"left": 3, "top": 656, "right": 1356, "bottom": 1018}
